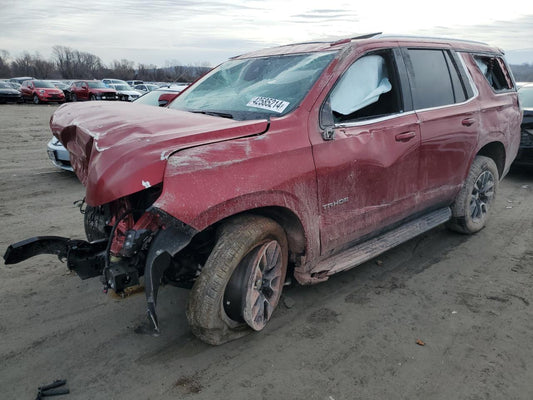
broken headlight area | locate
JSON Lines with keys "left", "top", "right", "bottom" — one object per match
{"left": 3, "top": 184, "right": 205, "bottom": 334}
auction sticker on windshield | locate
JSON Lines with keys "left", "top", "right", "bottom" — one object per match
{"left": 247, "top": 97, "right": 289, "bottom": 113}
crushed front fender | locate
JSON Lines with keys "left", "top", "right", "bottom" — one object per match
{"left": 143, "top": 212, "right": 198, "bottom": 335}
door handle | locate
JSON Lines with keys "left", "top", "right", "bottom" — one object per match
{"left": 462, "top": 118, "right": 475, "bottom": 127}
{"left": 395, "top": 131, "right": 416, "bottom": 142}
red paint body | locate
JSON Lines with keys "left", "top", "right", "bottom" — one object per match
{"left": 50, "top": 36, "right": 521, "bottom": 283}
{"left": 70, "top": 80, "right": 117, "bottom": 101}
{"left": 20, "top": 80, "right": 65, "bottom": 103}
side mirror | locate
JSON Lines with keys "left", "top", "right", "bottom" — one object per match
{"left": 320, "top": 97, "right": 336, "bottom": 141}
{"left": 158, "top": 93, "right": 179, "bottom": 107}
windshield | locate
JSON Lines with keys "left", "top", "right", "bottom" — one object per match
{"left": 88, "top": 81, "right": 107, "bottom": 88}
{"left": 33, "top": 80, "right": 56, "bottom": 88}
{"left": 169, "top": 51, "right": 336, "bottom": 120}
{"left": 114, "top": 84, "right": 132, "bottom": 90}
{"left": 519, "top": 86, "right": 533, "bottom": 108}
{"left": 0, "top": 82, "right": 11, "bottom": 89}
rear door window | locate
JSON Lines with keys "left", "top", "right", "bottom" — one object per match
{"left": 404, "top": 48, "right": 472, "bottom": 110}
{"left": 405, "top": 49, "right": 452, "bottom": 109}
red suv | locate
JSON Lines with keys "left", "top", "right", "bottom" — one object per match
{"left": 5, "top": 35, "right": 521, "bottom": 345}
{"left": 70, "top": 80, "right": 117, "bottom": 101}
{"left": 20, "top": 80, "right": 65, "bottom": 104}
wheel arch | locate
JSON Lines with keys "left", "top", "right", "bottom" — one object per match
{"left": 476, "top": 141, "right": 506, "bottom": 179}
{"left": 239, "top": 206, "right": 306, "bottom": 263}
{"left": 187, "top": 206, "right": 307, "bottom": 270}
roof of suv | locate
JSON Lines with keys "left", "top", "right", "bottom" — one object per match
{"left": 233, "top": 33, "right": 500, "bottom": 59}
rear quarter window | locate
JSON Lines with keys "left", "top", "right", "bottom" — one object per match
{"left": 473, "top": 55, "right": 514, "bottom": 92}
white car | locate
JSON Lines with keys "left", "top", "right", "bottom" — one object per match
{"left": 109, "top": 84, "right": 143, "bottom": 101}
{"left": 134, "top": 83, "right": 159, "bottom": 93}
{"left": 102, "top": 78, "right": 127, "bottom": 87}
{"left": 47, "top": 137, "right": 73, "bottom": 171}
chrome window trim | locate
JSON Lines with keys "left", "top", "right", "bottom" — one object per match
{"left": 458, "top": 52, "right": 479, "bottom": 99}
{"left": 335, "top": 111, "right": 416, "bottom": 128}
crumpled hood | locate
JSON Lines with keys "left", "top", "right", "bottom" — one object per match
{"left": 51, "top": 101, "right": 269, "bottom": 206}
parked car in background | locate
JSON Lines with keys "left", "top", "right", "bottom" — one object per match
{"left": 49, "top": 80, "right": 72, "bottom": 102}
{"left": 70, "top": 80, "right": 117, "bottom": 101}
{"left": 515, "top": 83, "right": 533, "bottom": 166}
{"left": 134, "top": 83, "right": 159, "bottom": 93}
{"left": 133, "top": 87, "right": 184, "bottom": 107}
{"left": 47, "top": 137, "right": 73, "bottom": 171}
{"left": 102, "top": 78, "right": 128, "bottom": 87}
{"left": 109, "top": 83, "right": 142, "bottom": 101}
{"left": 6, "top": 81, "right": 22, "bottom": 90}
{"left": 0, "top": 81, "right": 23, "bottom": 103}
{"left": 9, "top": 76, "right": 34, "bottom": 85}
{"left": 159, "top": 83, "right": 189, "bottom": 91}
{"left": 127, "top": 80, "right": 144, "bottom": 87}
{"left": 20, "top": 80, "right": 65, "bottom": 104}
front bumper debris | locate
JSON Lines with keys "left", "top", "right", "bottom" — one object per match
{"left": 3, "top": 210, "right": 198, "bottom": 337}
{"left": 4, "top": 236, "right": 106, "bottom": 279}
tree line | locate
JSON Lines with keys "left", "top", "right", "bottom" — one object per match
{"left": 0, "top": 46, "right": 211, "bottom": 83}
{"left": 1, "top": 46, "right": 532, "bottom": 83}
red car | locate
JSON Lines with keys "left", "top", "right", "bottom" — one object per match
{"left": 20, "top": 80, "right": 65, "bottom": 104}
{"left": 5, "top": 34, "right": 521, "bottom": 345}
{"left": 70, "top": 80, "right": 117, "bottom": 101}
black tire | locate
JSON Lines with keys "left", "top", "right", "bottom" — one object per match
{"left": 84, "top": 205, "right": 109, "bottom": 241}
{"left": 447, "top": 156, "right": 499, "bottom": 234}
{"left": 33, "top": 94, "right": 39, "bottom": 104}
{"left": 90, "top": 94, "right": 96, "bottom": 101}
{"left": 187, "top": 215, "right": 288, "bottom": 345}
{"left": 71, "top": 94, "right": 77, "bottom": 102}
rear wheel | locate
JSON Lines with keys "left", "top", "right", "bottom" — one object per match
{"left": 71, "top": 94, "right": 77, "bottom": 102}
{"left": 447, "top": 156, "right": 499, "bottom": 234}
{"left": 187, "top": 215, "right": 288, "bottom": 345}
{"left": 90, "top": 94, "right": 96, "bottom": 101}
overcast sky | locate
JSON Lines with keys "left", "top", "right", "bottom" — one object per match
{"left": 1, "top": 0, "right": 532, "bottom": 67}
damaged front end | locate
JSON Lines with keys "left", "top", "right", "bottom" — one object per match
{"left": 3, "top": 186, "right": 200, "bottom": 335}
{"left": 4, "top": 101, "right": 270, "bottom": 335}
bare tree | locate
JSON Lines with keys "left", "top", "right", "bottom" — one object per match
{"left": 0, "top": 50, "right": 11, "bottom": 77}
{"left": 11, "top": 52, "right": 35, "bottom": 77}
{"left": 53, "top": 45, "right": 105, "bottom": 79}
{"left": 53, "top": 46, "right": 75, "bottom": 78}
{"left": 111, "top": 59, "right": 135, "bottom": 80}
{"left": 33, "top": 58, "right": 55, "bottom": 78}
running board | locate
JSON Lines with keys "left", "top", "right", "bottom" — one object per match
{"left": 311, "top": 207, "right": 451, "bottom": 277}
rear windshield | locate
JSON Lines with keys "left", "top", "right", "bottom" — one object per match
{"left": 169, "top": 51, "right": 337, "bottom": 120}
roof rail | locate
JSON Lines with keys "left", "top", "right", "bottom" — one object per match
{"left": 375, "top": 33, "right": 489, "bottom": 46}
{"left": 330, "top": 32, "right": 383, "bottom": 46}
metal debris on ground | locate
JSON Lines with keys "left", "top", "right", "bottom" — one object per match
{"left": 35, "top": 379, "right": 69, "bottom": 399}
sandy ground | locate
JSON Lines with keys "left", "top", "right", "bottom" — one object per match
{"left": 0, "top": 103, "right": 532, "bottom": 400}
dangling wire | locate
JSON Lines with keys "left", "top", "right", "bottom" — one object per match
{"left": 73, "top": 198, "right": 86, "bottom": 214}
